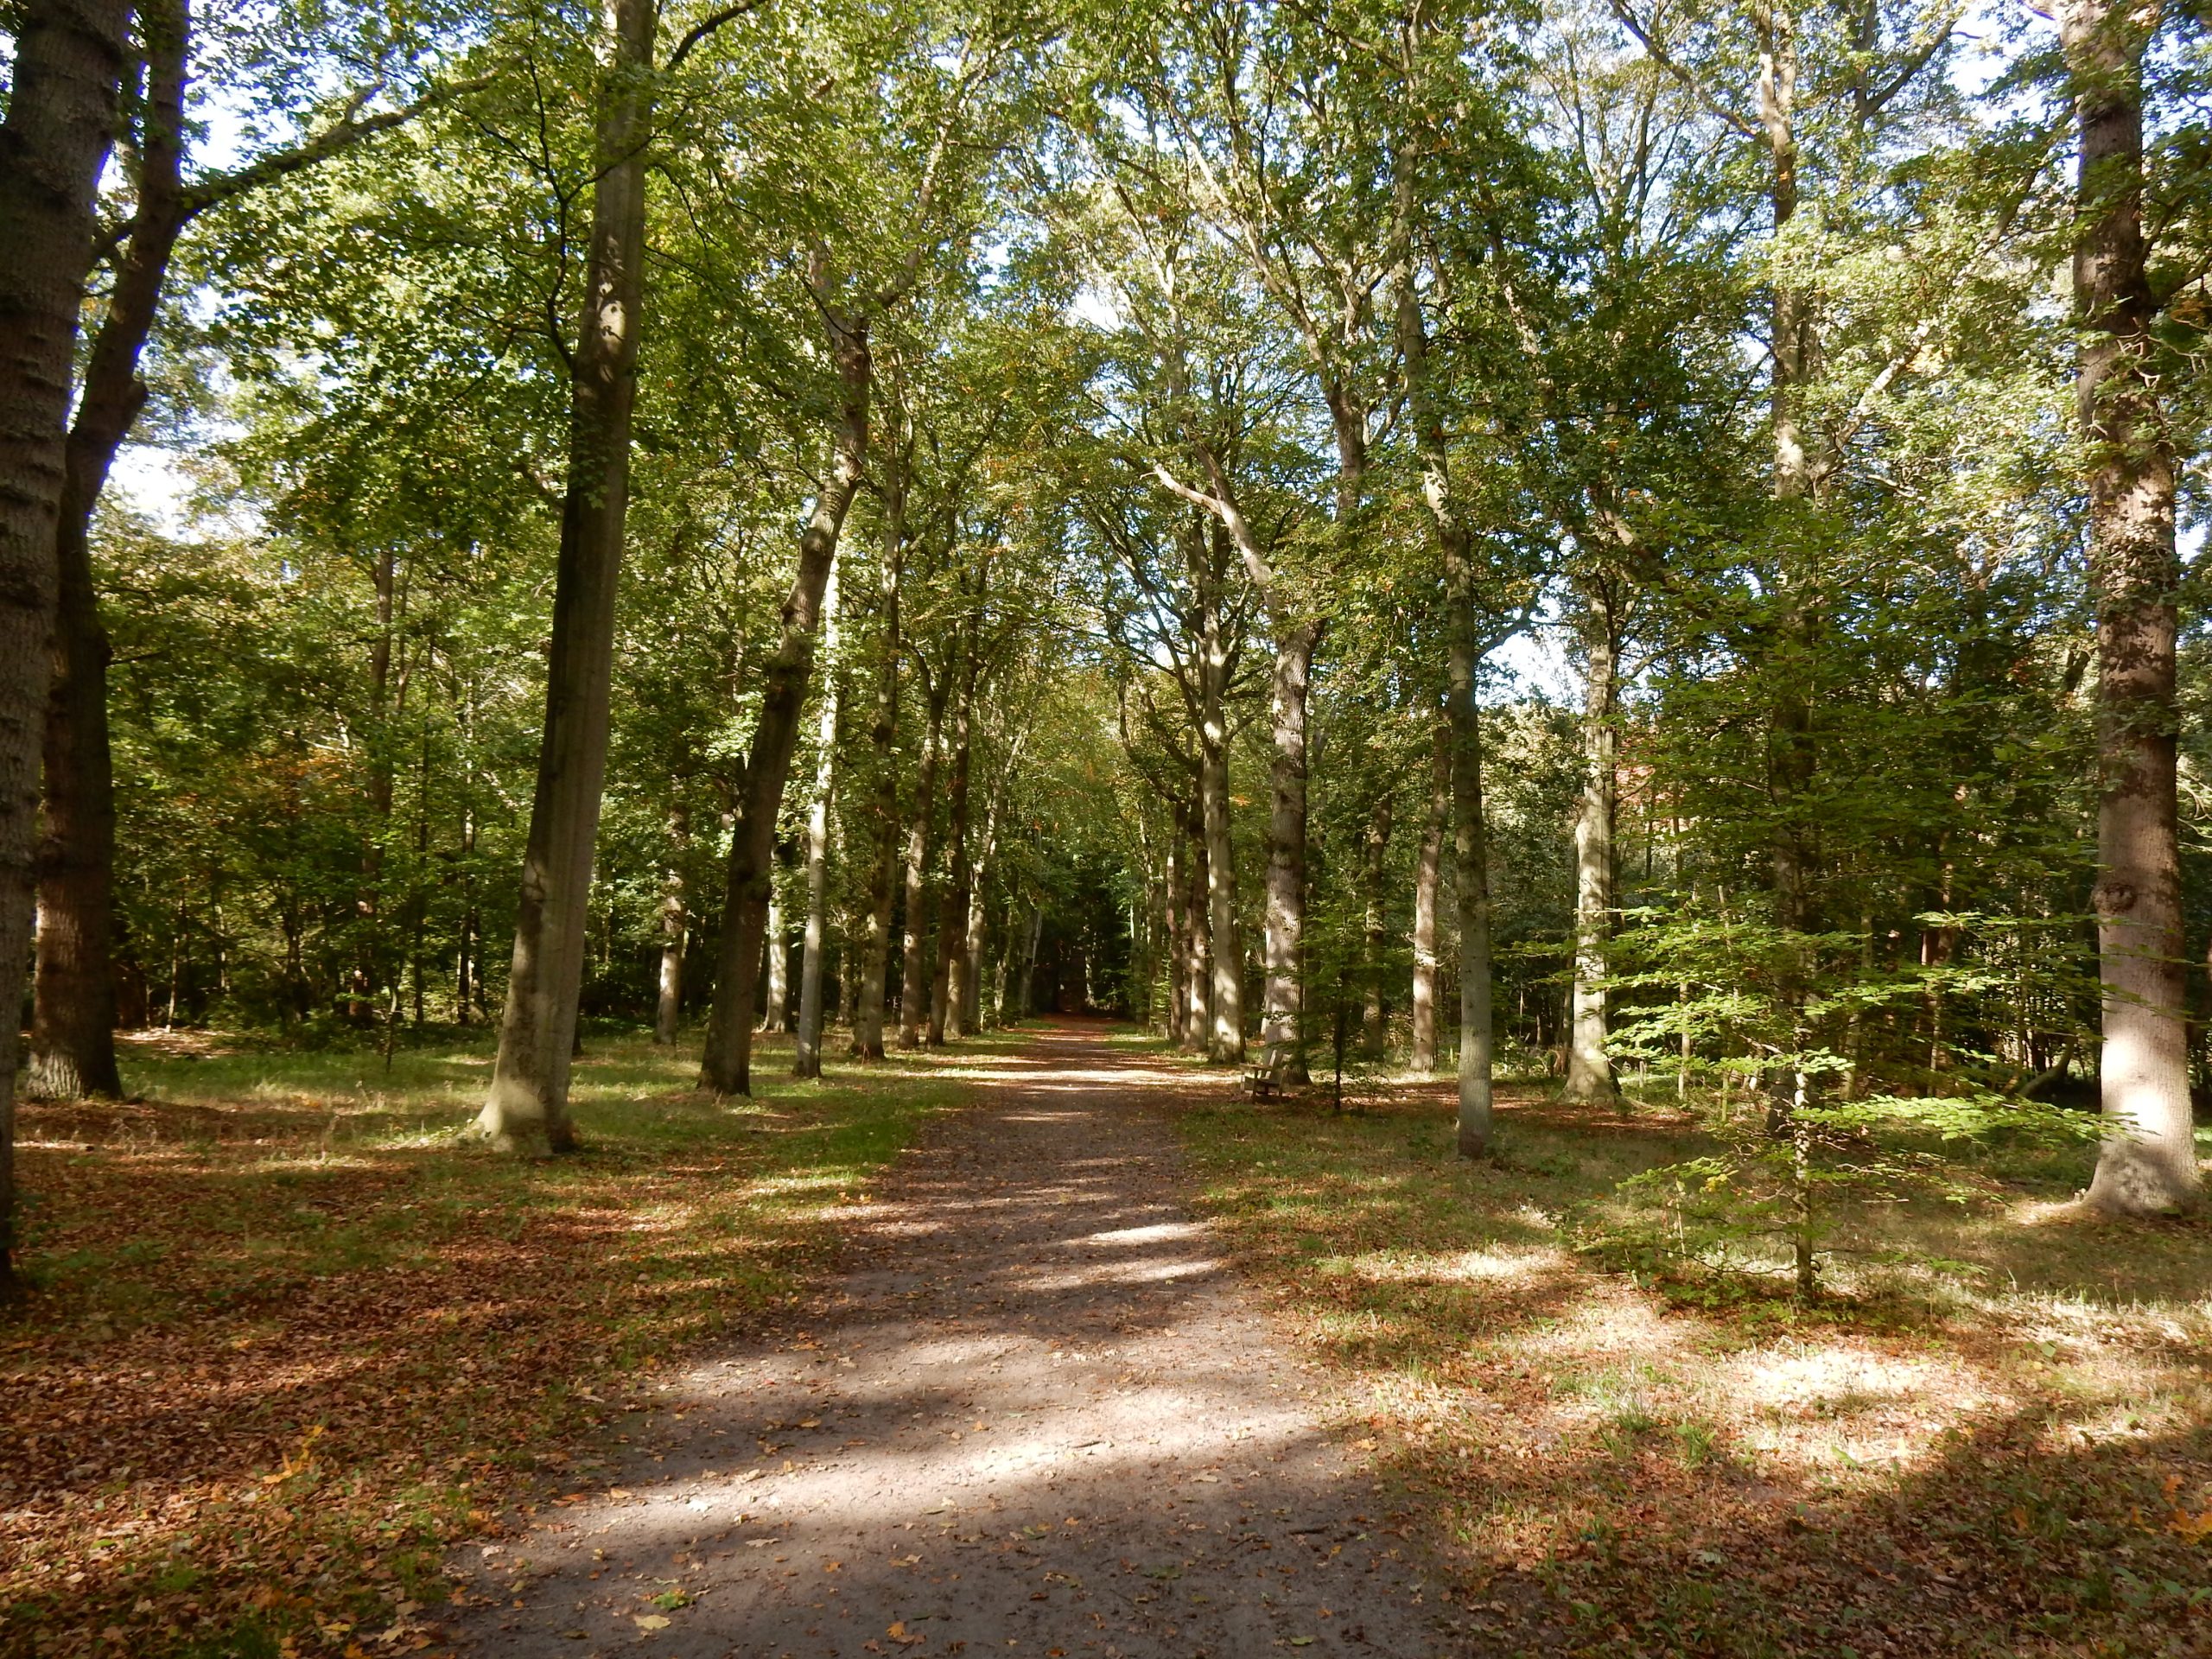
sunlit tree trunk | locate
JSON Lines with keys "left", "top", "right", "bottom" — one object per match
{"left": 760, "top": 889, "right": 787, "bottom": 1033}
{"left": 850, "top": 413, "right": 907, "bottom": 1058}
{"left": 698, "top": 292, "right": 868, "bottom": 1098}
{"left": 1184, "top": 801, "right": 1211, "bottom": 1053}
{"left": 0, "top": 0, "right": 132, "bottom": 1284}
{"left": 1193, "top": 555, "right": 1243, "bottom": 1062}
{"left": 1362, "top": 789, "right": 1392, "bottom": 1058}
{"left": 932, "top": 623, "right": 979, "bottom": 1044}
{"left": 1410, "top": 721, "right": 1447, "bottom": 1073}
{"left": 898, "top": 668, "right": 947, "bottom": 1048}
{"left": 2063, "top": 0, "right": 2200, "bottom": 1216}
{"left": 1562, "top": 610, "right": 1618, "bottom": 1100}
{"left": 794, "top": 567, "right": 844, "bottom": 1078}
{"left": 474, "top": 0, "right": 657, "bottom": 1150}
{"left": 654, "top": 804, "right": 686, "bottom": 1045}
{"left": 1163, "top": 821, "right": 1186, "bottom": 1046}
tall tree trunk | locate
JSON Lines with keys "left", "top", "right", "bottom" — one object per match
{"left": 474, "top": 0, "right": 656, "bottom": 1152}
{"left": 698, "top": 296, "right": 869, "bottom": 1097}
{"left": 1262, "top": 623, "right": 1317, "bottom": 1077}
{"left": 897, "top": 669, "right": 947, "bottom": 1048}
{"left": 27, "top": 0, "right": 183, "bottom": 1103}
{"left": 1184, "top": 804, "right": 1211, "bottom": 1053}
{"left": 793, "top": 567, "right": 844, "bottom": 1078}
{"left": 1362, "top": 788, "right": 1392, "bottom": 1058}
{"left": 1563, "top": 609, "right": 1618, "bottom": 1101}
{"left": 1409, "top": 720, "right": 1447, "bottom": 1073}
{"left": 1395, "top": 194, "right": 1491, "bottom": 1156}
{"left": 2064, "top": 0, "right": 2199, "bottom": 1216}
{"left": 963, "top": 734, "right": 1018, "bottom": 1033}
{"left": 654, "top": 803, "right": 687, "bottom": 1045}
{"left": 1163, "top": 822, "right": 1186, "bottom": 1045}
{"left": 1198, "top": 679, "right": 1242, "bottom": 1063}
{"left": 760, "top": 887, "right": 788, "bottom": 1033}
{"left": 932, "top": 624, "right": 980, "bottom": 1044}
{"left": 849, "top": 418, "right": 907, "bottom": 1058}
{"left": 1019, "top": 900, "right": 1044, "bottom": 1019}
{"left": 0, "top": 0, "right": 131, "bottom": 1283}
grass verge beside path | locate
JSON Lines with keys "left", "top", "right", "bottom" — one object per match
{"left": 1167, "top": 1052, "right": 2212, "bottom": 1658}
{"left": 3, "top": 1027, "right": 1006, "bottom": 1659}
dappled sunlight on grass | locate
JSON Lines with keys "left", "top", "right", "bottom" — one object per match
{"left": 1168, "top": 1063, "right": 2212, "bottom": 1656}
{"left": 3, "top": 1027, "right": 969, "bottom": 1659}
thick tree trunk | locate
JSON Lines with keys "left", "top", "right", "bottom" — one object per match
{"left": 1562, "top": 613, "right": 1618, "bottom": 1100}
{"left": 28, "top": 0, "right": 185, "bottom": 1103}
{"left": 1410, "top": 721, "right": 1447, "bottom": 1073}
{"left": 654, "top": 805, "right": 686, "bottom": 1045}
{"left": 1198, "top": 695, "right": 1242, "bottom": 1063}
{"left": 1362, "top": 788, "right": 1392, "bottom": 1058}
{"left": 2064, "top": 0, "right": 2200, "bottom": 1216}
{"left": 849, "top": 428, "right": 906, "bottom": 1058}
{"left": 793, "top": 567, "right": 844, "bottom": 1077}
{"left": 931, "top": 629, "right": 979, "bottom": 1044}
{"left": 475, "top": 0, "right": 656, "bottom": 1152}
{"left": 0, "top": 0, "right": 132, "bottom": 1283}
{"left": 698, "top": 300, "right": 869, "bottom": 1097}
{"left": 897, "top": 671, "right": 947, "bottom": 1049}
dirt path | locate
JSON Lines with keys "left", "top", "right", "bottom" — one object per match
{"left": 448, "top": 1021, "right": 1460, "bottom": 1659}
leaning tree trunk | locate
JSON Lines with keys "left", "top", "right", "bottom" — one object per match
{"left": 1562, "top": 611, "right": 1618, "bottom": 1101}
{"left": 933, "top": 628, "right": 981, "bottom": 1043}
{"left": 849, "top": 430, "right": 906, "bottom": 1058}
{"left": 1410, "top": 720, "right": 1447, "bottom": 1073}
{"left": 897, "top": 671, "right": 948, "bottom": 1048}
{"left": 475, "top": 0, "right": 657, "bottom": 1152}
{"left": 793, "top": 567, "right": 845, "bottom": 1078}
{"left": 0, "top": 0, "right": 132, "bottom": 1286}
{"left": 28, "top": 0, "right": 185, "bottom": 1103}
{"left": 2064, "top": 0, "right": 2200, "bottom": 1216}
{"left": 698, "top": 303, "right": 869, "bottom": 1098}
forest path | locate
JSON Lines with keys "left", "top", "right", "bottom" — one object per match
{"left": 448, "top": 1019, "right": 1460, "bottom": 1659}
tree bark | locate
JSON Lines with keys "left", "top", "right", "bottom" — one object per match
{"left": 849, "top": 416, "right": 907, "bottom": 1058}
{"left": 1362, "top": 787, "right": 1392, "bottom": 1058}
{"left": 0, "top": 0, "right": 132, "bottom": 1283}
{"left": 1197, "top": 601, "right": 1243, "bottom": 1064}
{"left": 1184, "top": 802, "right": 1211, "bottom": 1053}
{"left": 1410, "top": 720, "right": 1447, "bottom": 1073}
{"left": 1562, "top": 610, "right": 1618, "bottom": 1100}
{"left": 654, "top": 804, "right": 687, "bottom": 1045}
{"left": 931, "top": 620, "right": 980, "bottom": 1044}
{"left": 2064, "top": 0, "right": 2200, "bottom": 1215}
{"left": 475, "top": 0, "right": 656, "bottom": 1152}
{"left": 28, "top": 0, "right": 185, "bottom": 1103}
{"left": 897, "top": 667, "right": 948, "bottom": 1048}
{"left": 760, "top": 887, "right": 788, "bottom": 1033}
{"left": 698, "top": 296, "right": 869, "bottom": 1097}
{"left": 793, "top": 565, "right": 845, "bottom": 1077}
{"left": 1162, "top": 821, "right": 1186, "bottom": 1046}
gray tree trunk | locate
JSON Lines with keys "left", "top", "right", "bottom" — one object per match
{"left": 1562, "top": 613, "right": 1618, "bottom": 1100}
{"left": 1409, "top": 721, "right": 1447, "bottom": 1073}
{"left": 654, "top": 803, "right": 687, "bottom": 1045}
{"left": 849, "top": 416, "right": 907, "bottom": 1058}
{"left": 2064, "top": 0, "right": 2200, "bottom": 1215}
{"left": 932, "top": 625, "right": 979, "bottom": 1043}
{"left": 897, "top": 671, "right": 947, "bottom": 1048}
{"left": 1362, "top": 788, "right": 1393, "bottom": 1058}
{"left": 698, "top": 291, "right": 869, "bottom": 1097}
{"left": 0, "top": 0, "right": 132, "bottom": 1285}
{"left": 476, "top": 0, "right": 658, "bottom": 1151}
{"left": 793, "top": 563, "right": 845, "bottom": 1077}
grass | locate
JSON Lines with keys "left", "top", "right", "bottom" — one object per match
{"left": 1, "top": 1023, "right": 1011, "bottom": 1659}
{"left": 1165, "top": 1050, "right": 2212, "bottom": 1658}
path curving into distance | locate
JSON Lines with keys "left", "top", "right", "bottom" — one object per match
{"left": 449, "top": 1020, "right": 1457, "bottom": 1659}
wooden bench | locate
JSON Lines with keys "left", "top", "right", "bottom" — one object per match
{"left": 1244, "top": 1041, "right": 1287, "bottom": 1100}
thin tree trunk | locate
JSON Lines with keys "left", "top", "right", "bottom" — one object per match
{"left": 475, "top": 0, "right": 656, "bottom": 1152}
{"left": 2064, "top": 0, "right": 2199, "bottom": 1215}
{"left": 1185, "top": 804, "right": 1211, "bottom": 1052}
{"left": 897, "top": 669, "right": 947, "bottom": 1048}
{"left": 793, "top": 565, "right": 844, "bottom": 1077}
{"left": 963, "top": 730, "right": 1020, "bottom": 1033}
{"left": 932, "top": 622, "right": 980, "bottom": 1044}
{"left": 1262, "top": 624, "right": 1317, "bottom": 1077}
{"left": 1563, "top": 610, "right": 1618, "bottom": 1100}
{"left": 1410, "top": 720, "right": 1447, "bottom": 1073}
{"left": 1163, "top": 823, "right": 1186, "bottom": 1046}
{"left": 1362, "top": 788, "right": 1392, "bottom": 1058}
{"left": 654, "top": 804, "right": 686, "bottom": 1045}
{"left": 849, "top": 413, "right": 907, "bottom": 1058}
{"left": 760, "top": 888, "right": 788, "bottom": 1033}
{"left": 698, "top": 297, "right": 869, "bottom": 1097}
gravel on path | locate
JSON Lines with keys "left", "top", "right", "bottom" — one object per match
{"left": 448, "top": 1020, "right": 1464, "bottom": 1659}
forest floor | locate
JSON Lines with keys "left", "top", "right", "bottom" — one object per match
{"left": 5, "top": 1020, "right": 2210, "bottom": 1659}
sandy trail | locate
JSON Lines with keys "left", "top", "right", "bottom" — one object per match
{"left": 449, "top": 1020, "right": 1459, "bottom": 1659}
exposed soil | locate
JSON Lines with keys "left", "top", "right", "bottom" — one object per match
{"left": 448, "top": 1020, "right": 1463, "bottom": 1659}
